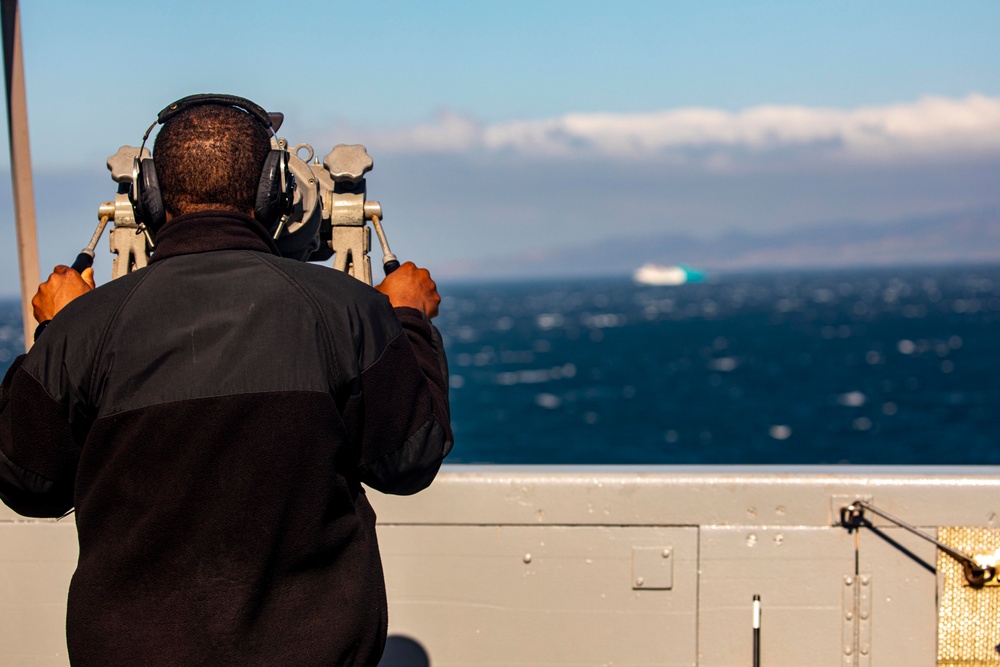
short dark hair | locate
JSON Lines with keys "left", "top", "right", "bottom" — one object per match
{"left": 153, "top": 104, "right": 271, "bottom": 217}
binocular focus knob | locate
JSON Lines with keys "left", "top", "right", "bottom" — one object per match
{"left": 323, "top": 144, "right": 373, "bottom": 184}
{"left": 107, "top": 145, "right": 150, "bottom": 184}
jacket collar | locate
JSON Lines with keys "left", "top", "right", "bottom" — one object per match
{"left": 149, "top": 210, "right": 281, "bottom": 264}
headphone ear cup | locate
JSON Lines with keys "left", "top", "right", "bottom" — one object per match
{"left": 135, "top": 158, "right": 166, "bottom": 236}
{"left": 254, "top": 149, "right": 291, "bottom": 231}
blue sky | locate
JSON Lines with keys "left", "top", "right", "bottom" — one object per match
{"left": 1, "top": 1, "right": 999, "bottom": 290}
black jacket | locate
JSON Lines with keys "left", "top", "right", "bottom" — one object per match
{"left": 0, "top": 211, "right": 453, "bottom": 666}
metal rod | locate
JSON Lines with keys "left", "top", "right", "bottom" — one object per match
{"left": 1, "top": 0, "right": 40, "bottom": 351}
{"left": 370, "top": 214, "right": 399, "bottom": 274}
{"left": 849, "top": 500, "right": 971, "bottom": 563}
{"left": 752, "top": 594, "right": 761, "bottom": 667}
{"left": 844, "top": 499, "right": 996, "bottom": 586}
{"left": 71, "top": 214, "right": 110, "bottom": 273}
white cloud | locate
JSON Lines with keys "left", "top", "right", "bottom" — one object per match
{"left": 354, "top": 95, "right": 1000, "bottom": 166}
{"left": 364, "top": 111, "right": 485, "bottom": 153}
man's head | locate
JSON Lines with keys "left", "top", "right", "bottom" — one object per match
{"left": 153, "top": 103, "right": 271, "bottom": 218}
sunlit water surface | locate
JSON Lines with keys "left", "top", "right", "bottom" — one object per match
{"left": 436, "top": 265, "right": 1000, "bottom": 465}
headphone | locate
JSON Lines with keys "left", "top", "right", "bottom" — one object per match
{"left": 131, "top": 93, "right": 294, "bottom": 238}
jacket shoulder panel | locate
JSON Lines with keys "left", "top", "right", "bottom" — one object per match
{"left": 77, "top": 251, "right": 402, "bottom": 416}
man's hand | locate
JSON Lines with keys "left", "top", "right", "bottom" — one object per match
{"left": 31, "top": 265, "right": 96, "bottom": 323}
{"left": 375, "top": 262, "right": 441, "bottom": 319}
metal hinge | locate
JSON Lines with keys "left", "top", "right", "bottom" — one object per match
{"left": 842, "top": 574, "right": 872, "bottom": 667}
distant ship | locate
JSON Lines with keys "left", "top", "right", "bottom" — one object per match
{"left": 632, "top": 262, "right": 705, "bottom": 285}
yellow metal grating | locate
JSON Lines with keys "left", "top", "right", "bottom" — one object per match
{"left": 938, "top": 527, "right": 1000, "bottom": 667}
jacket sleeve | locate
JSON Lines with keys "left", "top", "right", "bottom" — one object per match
{"left": 353, "top": 306, "right": 453, "bottom": 495}
{"left": 0, "top": 354, "right": 80, "bottom": 518}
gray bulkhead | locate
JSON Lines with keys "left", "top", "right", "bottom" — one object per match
{"left": 3, "top": 465, "right": 999, "bottom": 666}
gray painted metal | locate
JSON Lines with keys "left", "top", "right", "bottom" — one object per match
{"left": 2, "top": 466, "right": 997, "bottom": 665}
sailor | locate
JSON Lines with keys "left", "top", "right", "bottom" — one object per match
{"left": 0, "top": 95, "right": 452, "bottom": 666}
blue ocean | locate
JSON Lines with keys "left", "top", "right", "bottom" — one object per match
{"left": 436, "top": 264, "right": 1000, "bottom": 465}
{"left": 0, "top": 263, "right": 996, "bottom": 466}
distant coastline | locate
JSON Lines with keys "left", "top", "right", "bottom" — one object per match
{"left": 433, "top": 208, "right": 1000, "bottom": 282}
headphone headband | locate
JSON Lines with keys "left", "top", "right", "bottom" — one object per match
{"left": 132, "top": 93, "right": 293, "bottom": 239}
{"left": 157, "top": 94, "right": 274, "bottom": 133}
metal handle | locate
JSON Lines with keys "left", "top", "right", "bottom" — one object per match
{"left": 70, "top": 214, "right": 111, "bottom": 273}
{"left": 370, "top": 213, "right": 399, "bottom": 275}
{"left": 70, "top": 250, "right": 94, "bottom": 273}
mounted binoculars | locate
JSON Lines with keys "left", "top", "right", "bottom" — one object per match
{"left": 85, "top": 139, "right": 394, "bottom": 287}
